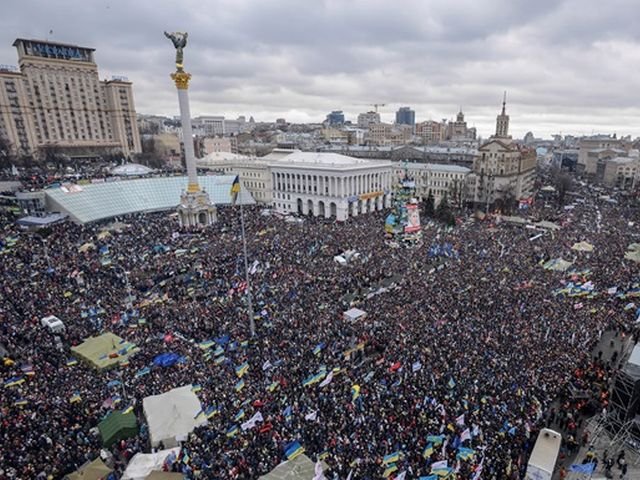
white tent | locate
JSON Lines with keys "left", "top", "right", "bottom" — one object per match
{"left": 259, "top": 454, "right": 327, "bottom": 480}
{"left": 143, "top": 385, "right": 206, "bottom": 448}
{"left": 121, "top": 447, "right": 180, "bottom": 480}
{"left": 343, "top": 308, "right": 367, "bottom": 322}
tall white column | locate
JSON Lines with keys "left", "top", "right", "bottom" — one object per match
{"left": 176, "top": 86, "right": 199, "bottom": 192}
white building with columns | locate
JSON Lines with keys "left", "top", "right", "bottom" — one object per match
{"left": 269, "top": 152, "right": 392, "bottom": 221}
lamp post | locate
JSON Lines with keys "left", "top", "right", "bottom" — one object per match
{"left": 112, "top": 265, "right": 134, "bottom": 314}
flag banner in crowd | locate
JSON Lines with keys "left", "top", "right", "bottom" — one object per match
{"left": 313, "top": 342, "right": 325, "bottom": 356}
{"left": 319, "top": 371, "right": 334, "bottom": 388}
{"left": 233, "top": 409, "right": 245, "bottom": 422}
{"left": 214, "top": 346, "right": 225, "bottom": 357}
{"left": 4, "top": 376, "right": 25, "bottom": 388}
{"left": 419, "top": 476, "right": 438, "bottom": 480}
{"left": 305, "top": 410, "right": 318, "bottom": 421}
{"left": 431, "top": 466, "right": 453, "bottom": 477}
{"left": 226, "top": 424, "right": 239, "bottom": 437}
{"left": 194, "top": 409, "right": 206, "bottom": 422}
{"left": 382, "top": 463, "right": 398, "bottom": 478}
{"left": 241, "top": 411, "right": 264, "bottom": 431}
{"left": 66, "top": 358, "right": 78, "bottom": 367}
{"left": 230, "top": 175, "right": 241, "bottom": 205}
{"left": 135, "top": 366, "right": 151, "bottom": 378}
{"left": 235, "top": 361, "right": 249, "bottom": 378}
{"left": 448, "top": 378, "right": 456, "bottom": 389}
{"left": 456, "top": 447, "right": 475, "bottom": 461}
{"left": 569, "top": 463, "right": 596, "bottom": 474}
{"left": 107, "top": 379, "right": 121, "bottom": 388}
{"left": 20, "top": 364, "right": 35, "bottom": 376}
{"left": 303, "top": 369, "right": 327, "bottom": 387}
{"left": 234, "top": 379, "right": 245, "bottom": 392}
{"left": 215, "top": 356, "right": 226, "bottom": 365}
{"left": 383, "top": 451, "right": 401, "bottom": 465}
{"left": 14, "top": 398, "right": 28, "bottom": 406}
{"left": 122, "top": 404, "right": 134, "bottom": 414}
{"left": 351, "top": 384, "right": 361, "bottom": 402}
{"left": 422, "top": 443, "right": 434, "bottom": 459}
{"left": 395, "top": 472, "right": 406, "bottom": 480}
{"left": 283, "top": 405, "right": 292, "bottom": 420}
{"left": 284, "top": 441, "right": 305, "bottom": 460}
{"left": 431, "top": 460, "right": 448, "bottom": 470}
{"left": 69, "top": 393, "right": 82, "bottom": 403}
{"left": 460, "top": 428, "right": 471, "bottom": 443}
{"left": 262, "top": 359, "right": 272, "bottom": 371}
{"left": 455, "top": 413, "right": 465, "bottom": 426}
{"left": 191, "top": 384, "right": 202, "bottom": 393}
{"left": 427, "top": 435, "right": 445, "bottom": 446}
{"left": 412, "top": 361, "right": 422, "bottom": 372}
{"left": 205, "top": 405, "right": 220, "bottom": 418}
{"left": 198, "top": 339, "right": 215, "bottom": 350}
{"left": 267, "top": 381, "right": 280, "bottom": 392}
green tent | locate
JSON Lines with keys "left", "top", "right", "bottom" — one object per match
{"left": 70, "top": 332, "right": 140, "bottom": 370}
{"left": 98, "top": 410, "right": 138, "bottom": 447}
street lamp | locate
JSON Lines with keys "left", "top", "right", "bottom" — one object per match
{"left": 111, "top": 265, "right": 134, "bottom": 313}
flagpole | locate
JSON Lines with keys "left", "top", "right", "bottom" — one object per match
{"left": 239, "top": 202, "right": 256, "bottom": 337}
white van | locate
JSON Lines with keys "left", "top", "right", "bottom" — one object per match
{"left": 525, "top": 428, "right": 562, "bottom": 480}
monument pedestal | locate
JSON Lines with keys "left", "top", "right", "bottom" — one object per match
{"left": 177, "top": 189, "right": 217, "bottom": 227}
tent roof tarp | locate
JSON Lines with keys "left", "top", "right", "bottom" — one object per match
{"left": 121, "top": 447, "right": 180, "bottom": 480}
{"left": 145, "top": 473, "right": 184, "bottom": 480}
{"left": 259, "top": 454, "right": 327, "bottom": 480}
{"left": 343, "top": 308, "right": 367, "bottom": 321}
{"left": 143, "top": 385, "right": 206, "bottom": 448}
{"left": 542, "top": 258, "right": 574, "bottom": 272}
{"left": 98, "top": 410, "right": 138, "bottom": 447}
{"left": 571, "top": 241, "right": 594, "bottom": 252}
{"left": 70, "top": 332, "right": 139, "bottom": 370}
{"left": 65, "top": 457, "right": 113, "bottom": 480}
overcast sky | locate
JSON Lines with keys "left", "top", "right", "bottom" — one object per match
{"left": 1, "top": 0, "right": 639, "bottom": 138}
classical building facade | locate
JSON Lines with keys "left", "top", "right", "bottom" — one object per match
{"left": 472, "top": 97, "right": 536, "bottom": 209}
{"left": 393, "top": 162, "right": 472, "bottom": 207}
{"left": 0, "top": 38, "right": 141, "bottom": 159}
{"left": 578, "top": 134, "right": 631, "bottom": 175}
{"left": 269, "top": 152, "right": 393, "bottom": 221}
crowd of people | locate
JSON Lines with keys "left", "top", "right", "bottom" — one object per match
{"left": 1, "top": 177, "right": 639, "bottom": 480}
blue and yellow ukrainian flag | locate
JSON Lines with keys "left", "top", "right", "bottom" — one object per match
{"left": 235, "top": 362, "right": 249, "bottom": 378}
{"left": 198, "top": 340, "right": 215, "bottom": 350}
{"left": 226, "top": 424, "right": 239, "bottom": 437}
{"left": 382, "top": 451, "right": 400, "bottom": 465}
{"left": 351, "top": 384, "right": 361, "bottom": 402}
{"left": 69, "top": 393, "right": 82, "bottom": 403}
{"left": 230, "top": 175, "right": 241, "bottom": 205}
{"left": 205, "top": 405, "right": 220, "bottom": 418}
{"left": 194, "top": 409, "right": 206, "bottom": 421}
{"left": 234, "top": 379, "right": 245, "bottom": 392}
{"left": 215, "top": 356, "right": 226, "bottom": 366}
{"left": 4, "top": 376, "right": 25, "bottom": 388}
{"left": 233, "top": 409, "right": 245, "bottom": 422}
{"left": 191, "top": 384, "right": 202, "bottom": 393}
{"left": 284, "top": 441, "right": 305, "bottom": 460}
{"left": 422, "top": 443, "right": 434, "bottom": 459}
{"left": 21, "top": 365, "right": 35, "bottom": 376}
{"left": 312, "top": 342, "right": 325, "bottom": 356}
{"left": 267, "top": 381, "right": 279, "bottom": 392}
{"left": 65, "top": 358, "right": 78, "bottom": 367}
{"left": 456, "top": 447, "right": 475, "bottom": 461}
{"left": 382, "top": 463, "right": 398, "bottom": 478}
{"left": 13, "top": 398, "right": 28, "bottom": 406}
{"left": 214, "top": 346, "right": 224, "bottom": 357}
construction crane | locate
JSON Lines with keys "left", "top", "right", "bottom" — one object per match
{"left": 370, "top": 103, "right": 386, "bottom": 113}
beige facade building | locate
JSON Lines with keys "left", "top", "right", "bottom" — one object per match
{"left": 472, "top": 98, "right": 536, "bottom": 209}
{"left": 368, "top": 122, "right": 412, "bottom": 146}
{"left": 357, "top": 111, "right": 380, "bottom": 128}
{"left": 415, "top": 120, "right": 445, "bottom": 143}
{"left": 599, "top": 155, "right": 640, "bottom": 189}
{"left": 0, "top": 38, "right": 141, "bottom": 159}
{"left": 202, "top": 136, "right": 237, "bottom": 155}
{"left": 578, "top": 135, "right": 631, "bottom": 175}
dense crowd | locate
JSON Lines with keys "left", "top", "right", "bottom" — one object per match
{"left": 1, "top": 179, "right": 639, "bottom": 480}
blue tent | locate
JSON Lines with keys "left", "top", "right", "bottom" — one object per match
{"left": 152, "top": 352, "right": 181, "bottom": 368}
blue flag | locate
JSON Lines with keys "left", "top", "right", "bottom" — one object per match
{"left": 569, "top": 463, "right": 595, "bottom": 474}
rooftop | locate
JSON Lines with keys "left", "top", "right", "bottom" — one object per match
{"left": 43, "top": 175, "right": 254, "bottom": 224}
{"left": 268, "top": 151, "right": 391, "bottom": 169}
{"left": 13, "top": 38, "right": 95, "bottom": 51}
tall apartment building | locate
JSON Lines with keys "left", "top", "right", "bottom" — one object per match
{"left": 0, "top": 38, "right": 141, "bottom": 159}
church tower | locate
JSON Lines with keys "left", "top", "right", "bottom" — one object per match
{"left": 495, "top": 91, "right": 510, "bottom": 138}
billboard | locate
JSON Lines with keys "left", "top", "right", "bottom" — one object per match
{"left": 404, "top": 203, "right": 421, "bottom": 233}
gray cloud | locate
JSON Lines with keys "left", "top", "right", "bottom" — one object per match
{"left": 1, "top": 0, "right": 639, "bottom": 137}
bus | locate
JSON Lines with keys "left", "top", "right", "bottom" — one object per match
{"left": 525, "top": 428, "right": 562, "bottom": 480}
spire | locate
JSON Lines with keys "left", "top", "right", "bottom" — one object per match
{"left": 495, "top": 91, "right": 510, "bottom": 138}
{"left": 501, "top": 91, "right": 507, "bottom": 115}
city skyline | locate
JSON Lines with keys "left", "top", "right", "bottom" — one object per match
{"left": 1, "top": 0, "right": 639, "bottom": 138}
